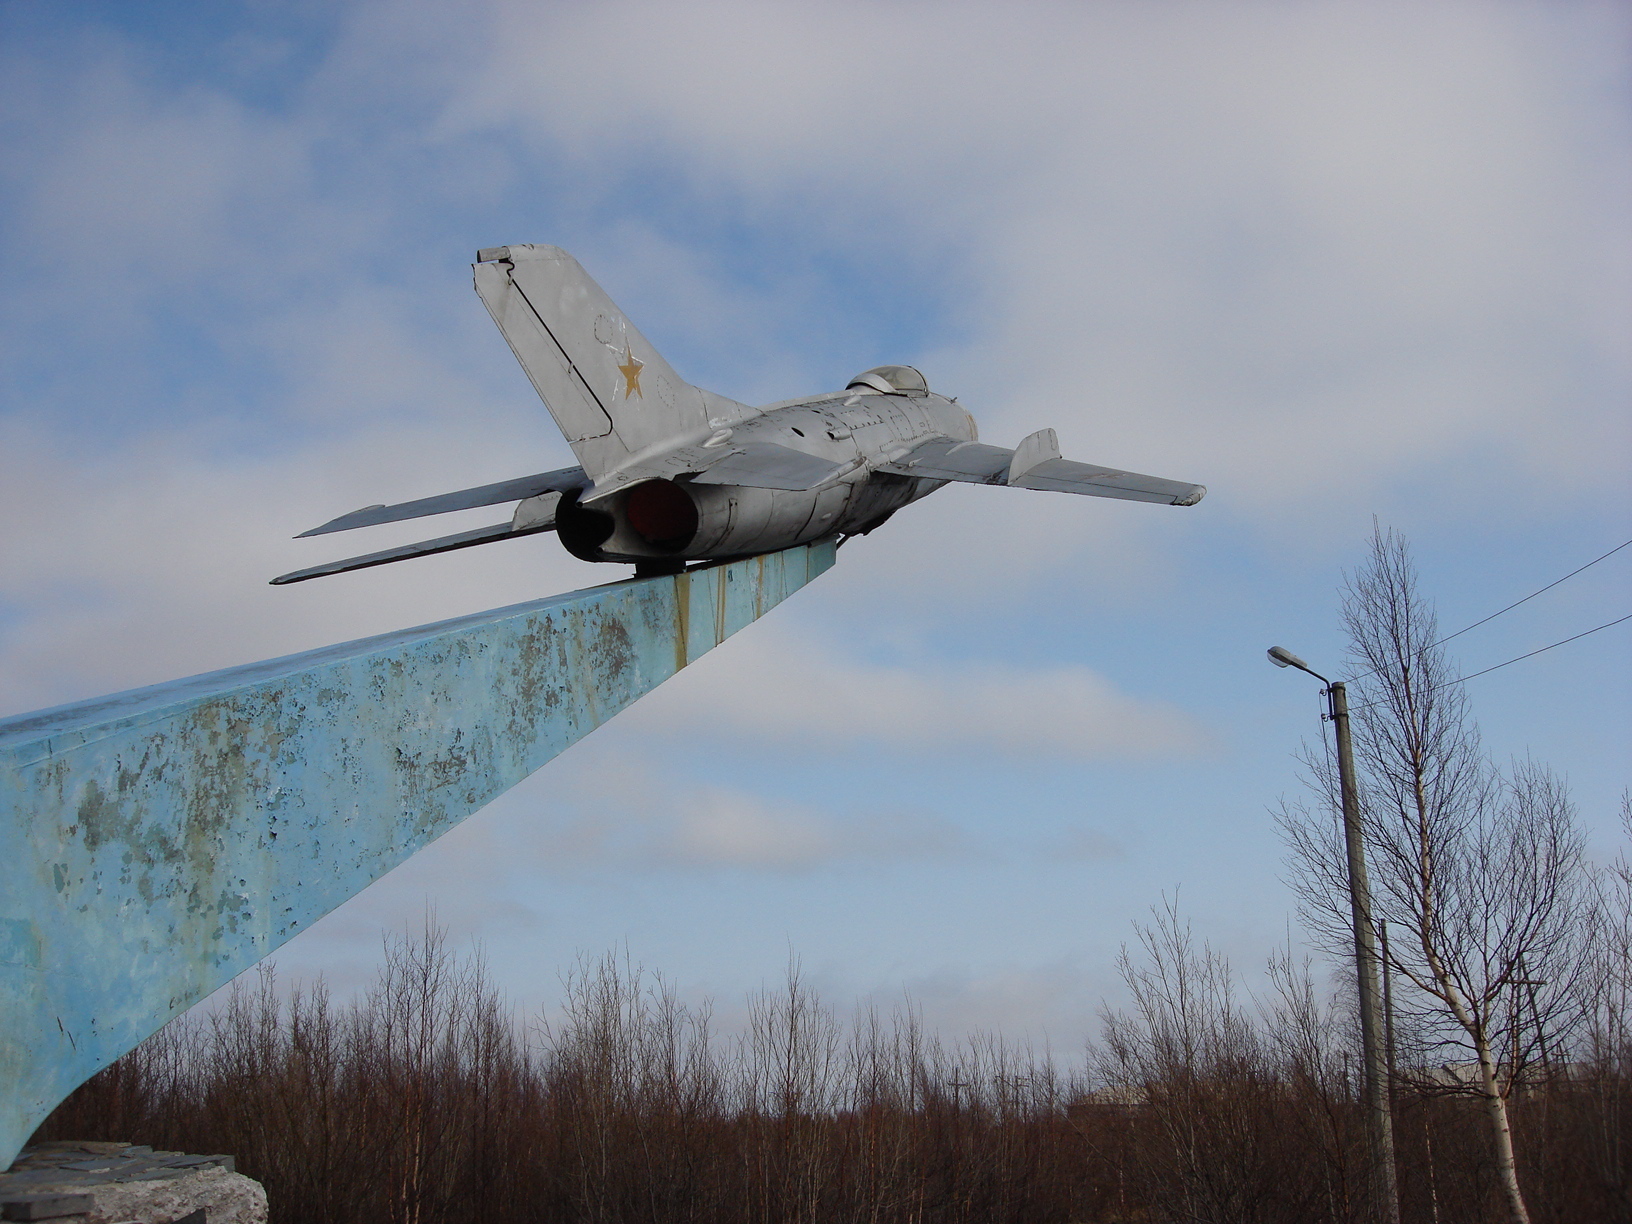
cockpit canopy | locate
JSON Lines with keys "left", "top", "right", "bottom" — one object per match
{"left": 846, "top": 365, "right": 929, "bottom": 397}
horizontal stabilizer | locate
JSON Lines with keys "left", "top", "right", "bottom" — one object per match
{"left": 298, "top": 465, "right": 588, "bottom": 537}
{"left": 1013, "top": 457, "right": 1206, "bottom": 505}
{"left": 877, "top": 435, "right": 1204, "bottom": 506}
{"left": 687, "top": 443, "right": 851, "bottom": 491}
{"left": 272, "top": 518, "right": 555, "bottom": 586}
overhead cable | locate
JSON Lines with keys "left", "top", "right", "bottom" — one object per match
{"left": 1345, "top": 535, "right": 1632, "bottom": 684}
{"left": 1432, "top": 536, "right": 1632, "bottom": 651}
{"left": 1443, "top": 610, "right": 1632, "bottom": 686}
{"left": 1349, "top": 610, "right": 1632, "bottom": 709}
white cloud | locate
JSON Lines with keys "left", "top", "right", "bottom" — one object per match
{"left": 621, "top": 617, "right": 1207, "bottom": 760}
{"left": 892, "top": 956, "right": 1101, "bottom": 1050}
{"left": 3, "top": 0, "right": 1625, "bottom": 674}
{"left": 443, "top": 0, "right": 1631, "bottom": 523}
{"left": 0, "top": 409, "right": 598, "bottom": 713}
{"left": 659, "top": 787, "right": 957, "bottom": 870}
{"left": 522, "top": 755, "right": 969, "bottom": 873}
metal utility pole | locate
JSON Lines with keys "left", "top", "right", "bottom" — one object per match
{"left": 1269, "top": 648, "right": 1401, "bottom": 1224}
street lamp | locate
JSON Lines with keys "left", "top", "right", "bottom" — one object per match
{"left": 1268, "top": 646, "right": 1400, "bottom": 1224}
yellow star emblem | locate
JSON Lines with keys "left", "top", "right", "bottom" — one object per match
{"left": 617, "top": 345, "right": 644, "bottom": 398}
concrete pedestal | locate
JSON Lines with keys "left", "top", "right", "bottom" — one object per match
{"left": 1, "top": 1143, "right": 265, "bottom": 1224}
{"left": 0, "top": 542, "right": 837, "bottom": 1167}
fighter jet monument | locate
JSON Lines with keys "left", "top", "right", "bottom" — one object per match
{"left": 276, "top": 245, "right": 1203, "bottom": 586}
{"left": 0, "top": 246, "right": 1202, "bottom": 1168}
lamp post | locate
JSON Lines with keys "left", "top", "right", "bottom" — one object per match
{"left": 1268, "top": 646, "right": 1400, "bottom": 1224}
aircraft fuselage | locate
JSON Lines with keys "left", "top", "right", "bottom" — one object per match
{"left": 557, "top": 390, "right": 977, "bottom": 564}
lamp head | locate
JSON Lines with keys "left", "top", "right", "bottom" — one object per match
{"left": 1268, "top": 646, "right": 1308, "bottom": 671}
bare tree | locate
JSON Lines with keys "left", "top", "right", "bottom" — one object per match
{"left": 1571, "top": 793, "right": 1632, "bottom": 1218}
{"left": 1093, "top": 897, "right": 1321, "bottom": 1224}
{"left": 1279, "top": 527, "right": 1595, "bottom": 1224}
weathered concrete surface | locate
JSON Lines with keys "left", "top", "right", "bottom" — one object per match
{"left": 0, "top": 542, "right": 836, "bottom": 1168}
{"left": 1, "top": 1142, "right": 265, "bottom": 1223}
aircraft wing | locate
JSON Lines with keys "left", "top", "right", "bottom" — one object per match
{"left": 876, "top": 432, "right": 1205, "bottom": 506}
{"left": 297, "top": 465, "right": 589, "bottom": 537}
{"left": 874, "top": 438, "right": 1015, "bottom": 483}
{"left": 272, "top": 515, "right": 558, "bottom": 586}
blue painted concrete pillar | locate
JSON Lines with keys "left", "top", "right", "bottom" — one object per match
{"left": 0, "top": 541, "right": 836, "bottom": 1167}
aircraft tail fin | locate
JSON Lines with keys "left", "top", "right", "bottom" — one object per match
{"left": 474, "top": 246, "right": 713, "bottom": 481}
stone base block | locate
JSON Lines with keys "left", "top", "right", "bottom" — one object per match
{"left": 1, "top": 1143, "right": 266, "bottom": 1224}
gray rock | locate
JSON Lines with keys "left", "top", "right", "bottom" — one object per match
{"left": 1, "top": 1191, "right": 94, "bottom": 1220}
{"left": 2, "top": 1145, "right": 264, "bottom": 1224}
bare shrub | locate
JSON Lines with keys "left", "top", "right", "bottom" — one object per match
{"left": 1093, "top": 896, "right": 1362, "bottom": 1223}
{"left": 33, "top": 913, "right": 1629, "bottom": 1223}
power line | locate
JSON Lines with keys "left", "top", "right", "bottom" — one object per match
{"left": 1432, "top": 536, "right": 1631, "bottom": 651}
{"left": 1345, "top": 535, "right": 1632, "bottom": 684}
{"left": 1445, "top": 610, "right": 1632, "bottom": 686}
{"left": 1350, "top": 611, "right": 1632, "bottom": 709}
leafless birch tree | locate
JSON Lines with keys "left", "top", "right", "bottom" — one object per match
{"left": 1279, "top": 527, "right": 1595, "bottom": 1224}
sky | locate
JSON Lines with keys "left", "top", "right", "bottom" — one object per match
{"left": 1, "top": 0, "right": 1628, "bottom": 1050}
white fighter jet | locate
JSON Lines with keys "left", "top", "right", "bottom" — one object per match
{"left": 274, "top": 245, "right": 1204, "bottom": 584}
